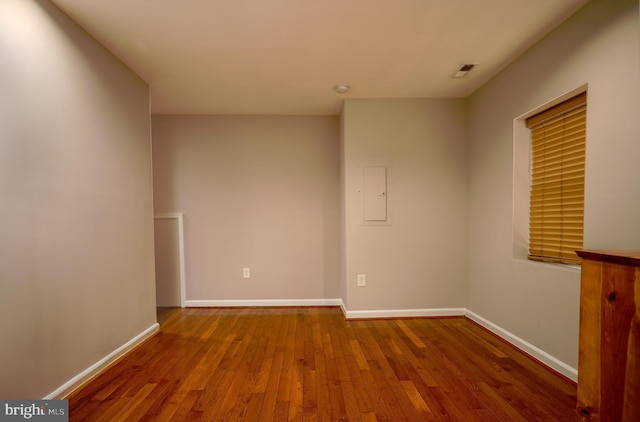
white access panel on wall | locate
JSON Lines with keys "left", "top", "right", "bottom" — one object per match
{"left": 363, "top": 166, "right": 387, "bottom": 221}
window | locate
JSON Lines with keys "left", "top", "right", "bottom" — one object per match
{"left": 526, "top": 93, "right": 586, "bottom": 265}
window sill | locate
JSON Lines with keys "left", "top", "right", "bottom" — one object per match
{"left": 513, "top": 256, "right": 582, "bottom": 273}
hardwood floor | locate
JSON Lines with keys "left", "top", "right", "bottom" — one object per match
{"left": 68, "top": 307, "right": 577, "bottom": 421}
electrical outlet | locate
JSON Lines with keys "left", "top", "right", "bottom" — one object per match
{"left": 357, "top": 274, "right": 366, "bottom": 287}
{"left": 243, "top": 268, "right": 251, "bottom": 278}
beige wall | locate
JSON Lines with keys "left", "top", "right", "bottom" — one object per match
{"left": 467, "top": 0, "right": 639, "bottom": 370}
{"left": 342, "top": 99, "right": 468, "bottom": 312}
{"left": 0, "top": 0, "right": 156, "bottom": 398}
{"left": 4, "top": 0, "right": 636, "bottom": 399}
{"left": 152, "top": 115, "right": 340, "bottom": 301}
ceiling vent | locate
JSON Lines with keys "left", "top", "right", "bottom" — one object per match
{"left": 451, "top": 63, "right": 475, "bottom": 78}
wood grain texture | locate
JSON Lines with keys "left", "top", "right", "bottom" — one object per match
{"left": 576, "top": 250, "right": 640, "bottom": 422}
{"left": 622, "top": 266, "right": 640, "bottom": 421}
{"left": 68, "top": 307, "right": 577, "bottom": 421}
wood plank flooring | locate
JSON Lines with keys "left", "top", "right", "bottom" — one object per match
{"left": 68, "top": 307, "right": 577, "bottom": 421}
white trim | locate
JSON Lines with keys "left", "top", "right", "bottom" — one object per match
{"left": 154, "top": 212, "right": 186, "bottom": 308}
{"left": 45, "top": 323, "right": 159, "bottom": 399}
{"left": 340, "top": 300, "right": 348, "bottom": 317}
{"left": 516, "top": 84, "right": 588, "bottom": 121}
{"left": 185, "top": 298, "right": 343, "bottom": 307}
{"left": 340, "top": 305, "right": 577, "bottom": 381}
{"left": 465, "top": 310, "right": 577, "bottom": 382}
{"left": 343, "top": 307, "right": 466, "bottom": 319}
{"left": 43, "top": 305, "right": 577, "bottom": 399}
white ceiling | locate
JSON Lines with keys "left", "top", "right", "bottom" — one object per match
{"left": 50, "top": 0, "right": 590, "bottom": 115}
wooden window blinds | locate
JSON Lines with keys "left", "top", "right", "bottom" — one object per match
{"left": 526, "top": 93, "right": 586, "bottom": 265}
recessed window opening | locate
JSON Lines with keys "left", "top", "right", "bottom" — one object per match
{"left": 526, "top": 92, "right": 586, "bottom": 265}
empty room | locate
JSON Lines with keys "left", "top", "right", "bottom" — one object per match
{"left": 1, "top": 0, "right": 639, "bottom": 420}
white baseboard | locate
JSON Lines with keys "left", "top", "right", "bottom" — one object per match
{"left": 343, "top": 307, "right": 466, "bottom": 319}
{"left": 45, "top": 323, "right": 160, "bottom": 399}
{"left": 185, "top": 298, "right": 343, "bottom": 307}
{"left": 465, "top": 310, "right": 577, "bottom": 382}
{"left": 48, "top": 304, "right": 575, "bottom": 399}
{"left": 340, "top": 300, "right": 348, "bottom": 317}
{"left": 339, "top": 305, "right": 577, "bottom": 382}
